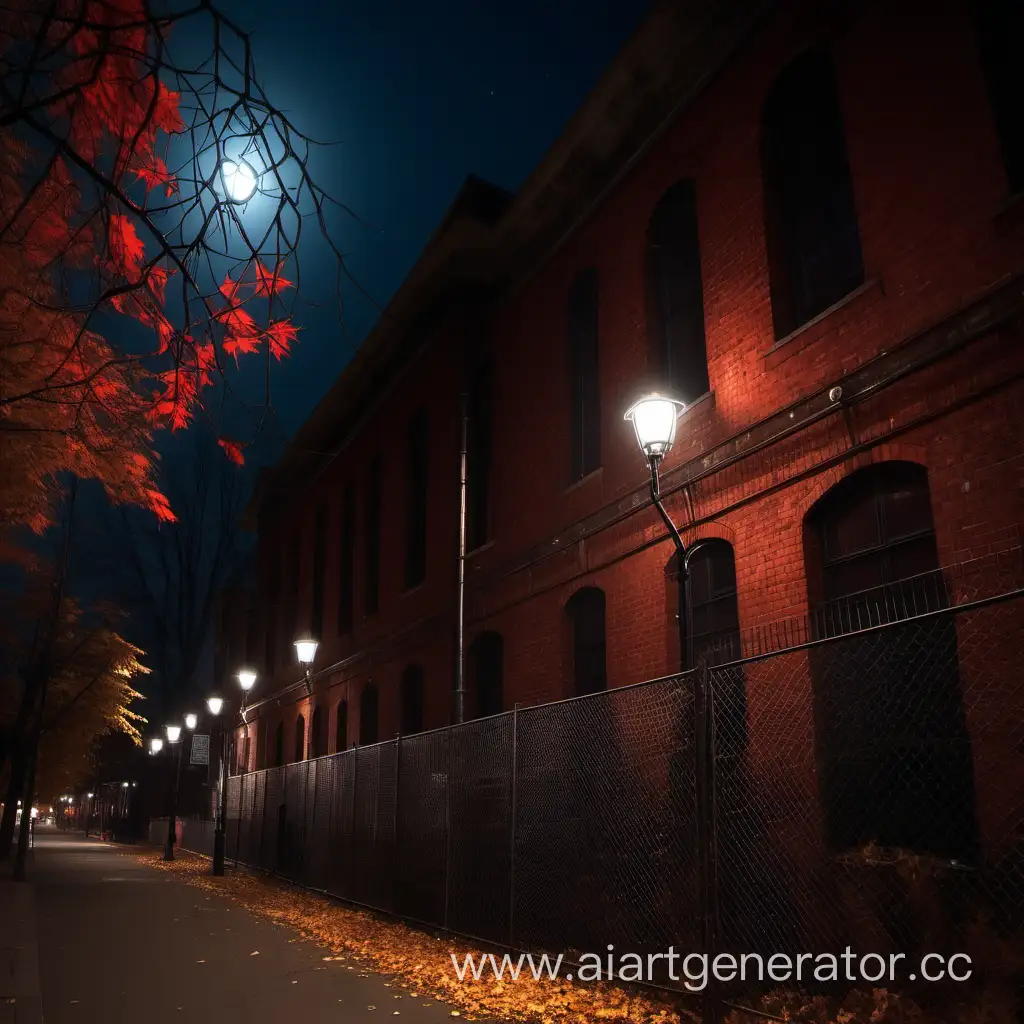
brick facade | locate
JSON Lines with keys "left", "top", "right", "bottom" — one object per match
{"left": 230, "top": 0, "right": 1024, "bottom": 809}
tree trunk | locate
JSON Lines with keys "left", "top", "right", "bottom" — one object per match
{"left": 0, "top": 743, "right": 27, "bottom": 860}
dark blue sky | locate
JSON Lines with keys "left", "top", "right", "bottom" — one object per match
{"left": 211, "top": 0, "right": 649, "bottom": 442}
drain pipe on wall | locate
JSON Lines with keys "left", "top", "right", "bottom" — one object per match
{"left": 454, "top": 392, "right": 469, "bottom": 725}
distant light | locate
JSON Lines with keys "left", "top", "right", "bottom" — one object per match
{"left": 150, "top": 737, "right": 164, "bottom": 754}
{"left": 87, "top": 792, "right": 94, "bottom": 799}
{"left": 218, "top": 158, "right": 258, "bottom": 203}
{"left": 122, "top": 781, "right": 129, "bottom": 788}
{"left": 30, "top": 807, "right": 38, "bottom": 819}
{"left": 294, "top": 638, "right": 319, "bottom": 666}
{"left": 237, "top": 669, "right": 257, "bottom": 692}
{"left": 185, "top": 713, "right": 198, "bottom": 731}
{"left": 165, "top": 724, "right": 182, "bottom": 744}
{"left": 206, "top": 696, "right": 224, "bottom": 716}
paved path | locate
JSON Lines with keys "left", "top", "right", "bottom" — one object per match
{"left": 23, "top": 827, "right": 480, "bottom": 1023}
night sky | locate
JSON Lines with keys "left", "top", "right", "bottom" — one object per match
{"left": 208, "top": 0, "right": 650, "bottom": 443}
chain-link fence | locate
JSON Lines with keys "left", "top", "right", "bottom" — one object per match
{"left": 221, "top": 579, "right": 1024, "bottom": 1018}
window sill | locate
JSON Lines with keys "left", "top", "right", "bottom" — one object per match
{"left": 767, "top": 278, "right": 883, "bottom": 356}
{"left": 466, "top": 539, "right": 495, "bottom": 559}
{"left": 993, "top": 189, "right": 1024, "bottom": 235}
{"left": 563, "top": 466, "right": 603, "bottom": 496}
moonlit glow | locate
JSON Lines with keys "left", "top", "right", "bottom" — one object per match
{"left": 185, "top": 713, "right": 198, "bottom": 730}
{"left": 294, "top": 638, "right": 319, "bottom": 665}
{"left": 218, "top": 158, "right": 258, "bottom": 203}
{"left": 624, "top": 393, "right": 687, "bottom": 459}
{"left": 206, "top": 696, "right": 224, "bottom": 716}
{"left": 237, "top": 669, "right": 257, "bottom": 692}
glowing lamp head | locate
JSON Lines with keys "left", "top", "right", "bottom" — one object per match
{"left": 237, "top": 669, "right": 257, "bottom": 692}
{"left": 184, "top": 713, "right": 198, "bottom": 731}
{"left": 150, "top": 737, "right": 164, "bottom": 754}
{"left": 165, "top": 724, "right": 182, "bottom": 744}
{"left": 218, "top": 158, "right": 258, "bottom": 203}
{"left": 87, "top": 792, "right": 94, "bottom": 799}
{"left": 206, "top": 696, "right": 224, "bottom": 716}
{"left": 624, "top": 392, "right": 687, "bottom": 459}
{"left": 294, "top": 638, "right": 318, "bottom": 666}
{"left": 122, "top": 781, "right": 129, "bottom": 788}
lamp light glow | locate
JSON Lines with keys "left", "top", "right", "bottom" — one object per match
{"left": 150, "top": 737, "right": 164, "bottom": 754}
{"left": 165, "top": 724, "right": 182, "bottom": 744}
{"left": 294, "top": 638, "right": 319, "bottom": 665}
{"left": 218, "top": 158, "right": 258, "bottom": 203}
{"left": 206, "top": 696, "right": 224, "bottom": 716}
{"left": 624, "top": 392, "right": 687, "bottom": 459}
{"left": 237, "top": 669, "right": 257, "bottom": 692}
{"left": 185, "top": 713, "right": 198, "bottom": 730}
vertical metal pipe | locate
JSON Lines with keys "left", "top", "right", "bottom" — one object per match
{"left": 443, "top": 727, "right": 453, "bottom": 935}
{"left": 454, "top": 392, "right": 469, "bottom": 725}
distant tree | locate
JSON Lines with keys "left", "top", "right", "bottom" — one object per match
{"left": 0, "top": 0, "right": 353, "bottom": 560}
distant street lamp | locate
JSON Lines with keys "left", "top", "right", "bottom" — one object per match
{"left": 185, "top": 713, "right": 198, "bottom": 731}
{"left": 150, "top": 737, "right": 164, "bottom": 755}
{"left": 218, "top": 158, "right": 258, "bottom": 203}
{"left": 294, "top": 638, "right": 318, "bottom": 695}
{"left": 163, "top": 723, "right": 184, "bottom": 861}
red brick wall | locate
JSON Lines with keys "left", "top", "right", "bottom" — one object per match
{"left": 241, "top": 0, "right": 1024, "bottom": 782}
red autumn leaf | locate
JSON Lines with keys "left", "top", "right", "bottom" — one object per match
{"left": 218, "top": 439, "right": 245, "bottom": 465}
{"left": 254, "top": 260, "right": 294, "bottom": 298}
{"left": 220, "top": 307, "right": 262, "bottom": 361}
{"left": 133, "top": 154, "right": 172, "bottom": 193}
{"left": 152, "top": 81, "right": 185, "bottom": 134}
{"left": 109, "top": 214, "right": 145, "bottom": 280}
{"left": 218, "top": 273, "right": 241, "bottom": 303}
{"left": 266, "top": 318, "right": 299, "bottom": 360}
{"left": 146, "top": 266, "right": 169, "bottom": 305}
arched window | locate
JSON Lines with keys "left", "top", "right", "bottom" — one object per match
{"left": 567, "top": 268, "right": 601, "bottom": 481}
{"left": 760, "top": 48, "right": 863, "bottom": 339}
{"left": 335, "top": 700, "right": 348, "bottom": 752}
{"left": 974, "top": 0, "right": 1024, "bottom": 193}
{"left": 359, "top": 683, "right": 379, "bottom": 745}
{"left": 468, "top": 631, "right": 504, "bottom": 719}
{"left": 805, "top": 462, "right": 977, "bottom": 859}
{"left": 688, "top": 541, "right": 742, "bottom": 666}
{"left": 310, "top": 706, "right": 325, "bottom": 759}
{"left": 273, "top": 722, "right": 284, "bottom": 768}
{"left": 400, "top": 664, "right": 425, "bottom": 735}
{"left": 294, "top": 715, "right": 306, "bottom": 762}
{"left": 565, "top": 587, "right": 607, "bottom": 697}
{"left": 645, "top": 179, "right": 709, "bottom": 404}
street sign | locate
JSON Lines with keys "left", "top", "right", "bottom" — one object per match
{"left": 190, "top": 733, "right": 210, "bottom": 766}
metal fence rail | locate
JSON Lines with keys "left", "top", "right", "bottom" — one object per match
{"left": 222, "top": 590, "right": 1024, "bottom": 1017}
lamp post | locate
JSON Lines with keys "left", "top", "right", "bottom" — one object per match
{"left": 207, "top": 694, "right": 229, "bottom": 876}
{"left": 237, "top": 668, "right": 257, "bottom": 772}
{"left": 293, "top": 639, "right": 318, "bottom": 696}
{"left": 162, "top": 723, "right": 183, "bottom": 861}
{"left": 624, "top": 390, "right": 719, "bottom": 1024}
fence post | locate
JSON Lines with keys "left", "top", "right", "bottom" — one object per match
{"left": 307, "top": 759, "right": 319, "bottom": 887}
{"left": 695, "top": 664, "right": 722, "bottom": 1024}
{"left": 508, "top": 703, "right": 519, "bottom": 950}
{"left": 392, "top": 734, "right": 401, "bottom": 914}
{"left": 443, "top": 727, "right": 452, "bottom": 936}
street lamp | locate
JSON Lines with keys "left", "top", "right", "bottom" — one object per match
{"left": 207, "top": 694, "right": 229, "bottom": 876}
{"left": 163, "top": 723, "right": 184, "bottom": 861}
{"left": 294, "top": 638, "right": 318, "bottom": 695}
{"left": 185, "top": 713, "right": 198, "bottom": 731}
{"left": 218, "top": 158, "right": 258, "bottom": 203}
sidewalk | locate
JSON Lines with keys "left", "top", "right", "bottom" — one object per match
{"left": 24, "top": 827, "right": 487, "bottom": 1022}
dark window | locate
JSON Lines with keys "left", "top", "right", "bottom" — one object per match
{"left": 975, "top": 0, "right": 1024, "bottom": 193}
{"left": 274, "top": 722, "right": 284, "bottom": 767}
{"left": 359, "top": 684, "right": 379, "bottom": 745}
{"left": 760, "top": 48, "right": 864, "bottom": 338}
{"left": 364, "top": 457, "right": 382, "bottom": 616}
{"left": 405, "top": 409, "right": 429, "bottom": 588}
{"left": 338, "top": 483, "right": 356, "bottom": 634}
{"left": 466, "top": 359, "right": 493, "bottom": 550}
{"left": 468, "top": 631, "right": 503, "bottom": 718}
{"left": 400, "top": 664, "right": 425, "bottom": 735}
{"left": 568, "top": 268, "right": 601, "bottom": 481}
{"left": 335, "top": 700, "right": 348, "bottom": 752}
{"left": 294, "top": 714, "right": 305, "bottom": 762}
{"left": 688, "top": 541, "right": 743, "bottom": 667}
{"left": 805, "top": 462, "right": 977, "bottom": 860}
{"left": 286, "top": 531, "right": 301, "bottom": 658}
{"left": 565, "top": 587, "right": 607, "bottom": 697}
{"left": 310, "top": 505, "right": 327, "bottom": 641}
{"left": 310, "top": 706, "right": 325, "bottom": 758}
{"left": 645, "top": 179, "right": 709, "bottom": 404}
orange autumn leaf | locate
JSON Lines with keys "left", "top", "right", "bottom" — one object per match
{"left": 254, "top": 260, "right": 294, "bottom": 298}
{"left": 218, "top": 439, "right": 245, "bottom": 465}
{"left": 267, "top": 318, "right": 299, "bottom": 360}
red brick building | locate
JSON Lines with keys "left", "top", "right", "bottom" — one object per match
{"left": 232, "top": 0, "right": 1024, "bottom": 849}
